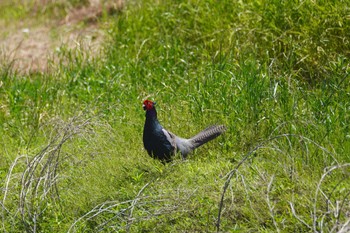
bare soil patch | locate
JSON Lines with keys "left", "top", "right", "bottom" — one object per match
{"left": 0, "top": 0, "right": 123, "bottom": 74}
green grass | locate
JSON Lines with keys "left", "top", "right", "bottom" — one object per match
{"left": 1, "top": 0, "right": 350, "bottom": 232}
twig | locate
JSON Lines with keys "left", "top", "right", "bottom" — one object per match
{"left": 69, "top": 174, "right": 197, "bottom": 233}
{"left": 18, "top": 116, "right": 92, "bottom": 232}
{"left": 266, "top": 175, "right": 280, "bottom": 233}
{"left": 3, "top": 155, "right": 27, "bottom": 205}
{"left": 216, "top": 142, "right": 261, "bottom": 232}
{"left": 289, "top": 202, "right": 312, "bottom": 230}
{"left": 337, "top": 218, "right": 350, "bottom": 233}
{"left": 216, "top": 133, "right": 337, "bottom": 232}
{"left": 313, "top": 163, "right": 350, "bottom": 232}
{"left": 126, "top": 182, "right": 151, "bottom": 232}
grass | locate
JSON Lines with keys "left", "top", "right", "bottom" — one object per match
{"left": 1, "top": 0, "right": 350, "bottom": 232}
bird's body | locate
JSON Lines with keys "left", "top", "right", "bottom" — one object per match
{"left": 142, "top": 100, "right": 226, "bottom": 162}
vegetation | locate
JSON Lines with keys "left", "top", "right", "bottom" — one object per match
{"left": 1, "top": 0, "right": 349, "bottom": 232}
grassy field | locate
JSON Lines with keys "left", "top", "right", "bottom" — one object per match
{"left": 1, "top": 0, "right": 349, "bottom": 232}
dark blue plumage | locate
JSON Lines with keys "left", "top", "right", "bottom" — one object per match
{"left": 142, "top": 100, "right": 226, "bottom": 162}
{"left": 143, "top": 102, "right": 175, "bottom": 161}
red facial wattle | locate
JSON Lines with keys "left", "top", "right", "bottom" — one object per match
{"left": 143, "top": 100, "right": 155, "bottom": 111}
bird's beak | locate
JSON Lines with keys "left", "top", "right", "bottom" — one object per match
{"left": 143, "top": 104, "right": 146, "bottom": 110}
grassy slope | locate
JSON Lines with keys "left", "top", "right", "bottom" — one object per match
{"left": 1, "top": 0, "right": 350, "bottom": 232}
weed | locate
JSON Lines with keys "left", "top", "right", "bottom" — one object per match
{"left": 1, "top": 0, "right": 349, "bottom": 232}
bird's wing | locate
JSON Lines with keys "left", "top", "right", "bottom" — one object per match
{"left": 163, "top": 129, "right": 193, "bottom": 158}
{"left": 162, "top": 128, "right": 177, "bottom": 151}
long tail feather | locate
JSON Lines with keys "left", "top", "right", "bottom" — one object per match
{"left": 190, "top": 125, "right": 226, "bottom": 148}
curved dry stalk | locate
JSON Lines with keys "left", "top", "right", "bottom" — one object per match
{"left": 216, "top": 133, "right": 338, "bottom": 232}
{"left": 126, "top": 182, "right": 150, "bottom": 233}
{"left": 289, "top": 202, "right": 312, "bottom": 230}
{"left": 216, "top": 142, "right": 260, "bottom": 232}
{"left": 3, "top": 155, "right": 28, "bottom": 205}
{"left": 266, "top": 175, "right": 280, "bottom": 233}
{"left": 68, "top": 185, "right": 197, "bottom": 232}
{"left": 337, "top": 218, "right": 350, "bottom": 233}
{"left": 313, "top": 163, "right": 350, "bottom": 233}
{"left": 17, "top": 116, "right": 92, "bottom": 232}
{"left": 68, "top": 199, "right": 134, "bottom": 233}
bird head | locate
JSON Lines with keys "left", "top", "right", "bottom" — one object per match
{"left": 143, "top": 100, "right": 156, "bottom": 111}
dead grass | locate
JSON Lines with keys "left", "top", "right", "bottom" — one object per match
{"left": 2, "top": 115, "right": 95, "bottom": 232}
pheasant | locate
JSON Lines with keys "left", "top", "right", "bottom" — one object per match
{"left": 142, "top": 99, "right": 226, "bottom": 162}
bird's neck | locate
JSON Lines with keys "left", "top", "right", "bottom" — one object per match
{"left": 144, "top": 109, "right": 162, "bottom": 133}
{"left": 145, "top": 108, "right": 158, "bottom": 123}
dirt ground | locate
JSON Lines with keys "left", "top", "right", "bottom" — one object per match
{"left": 0, "top": 0, "right": 123, "bottom": 74}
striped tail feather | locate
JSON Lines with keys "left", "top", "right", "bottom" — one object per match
{"left": 190, "top": 125, "right": 226, "bottom": 148}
